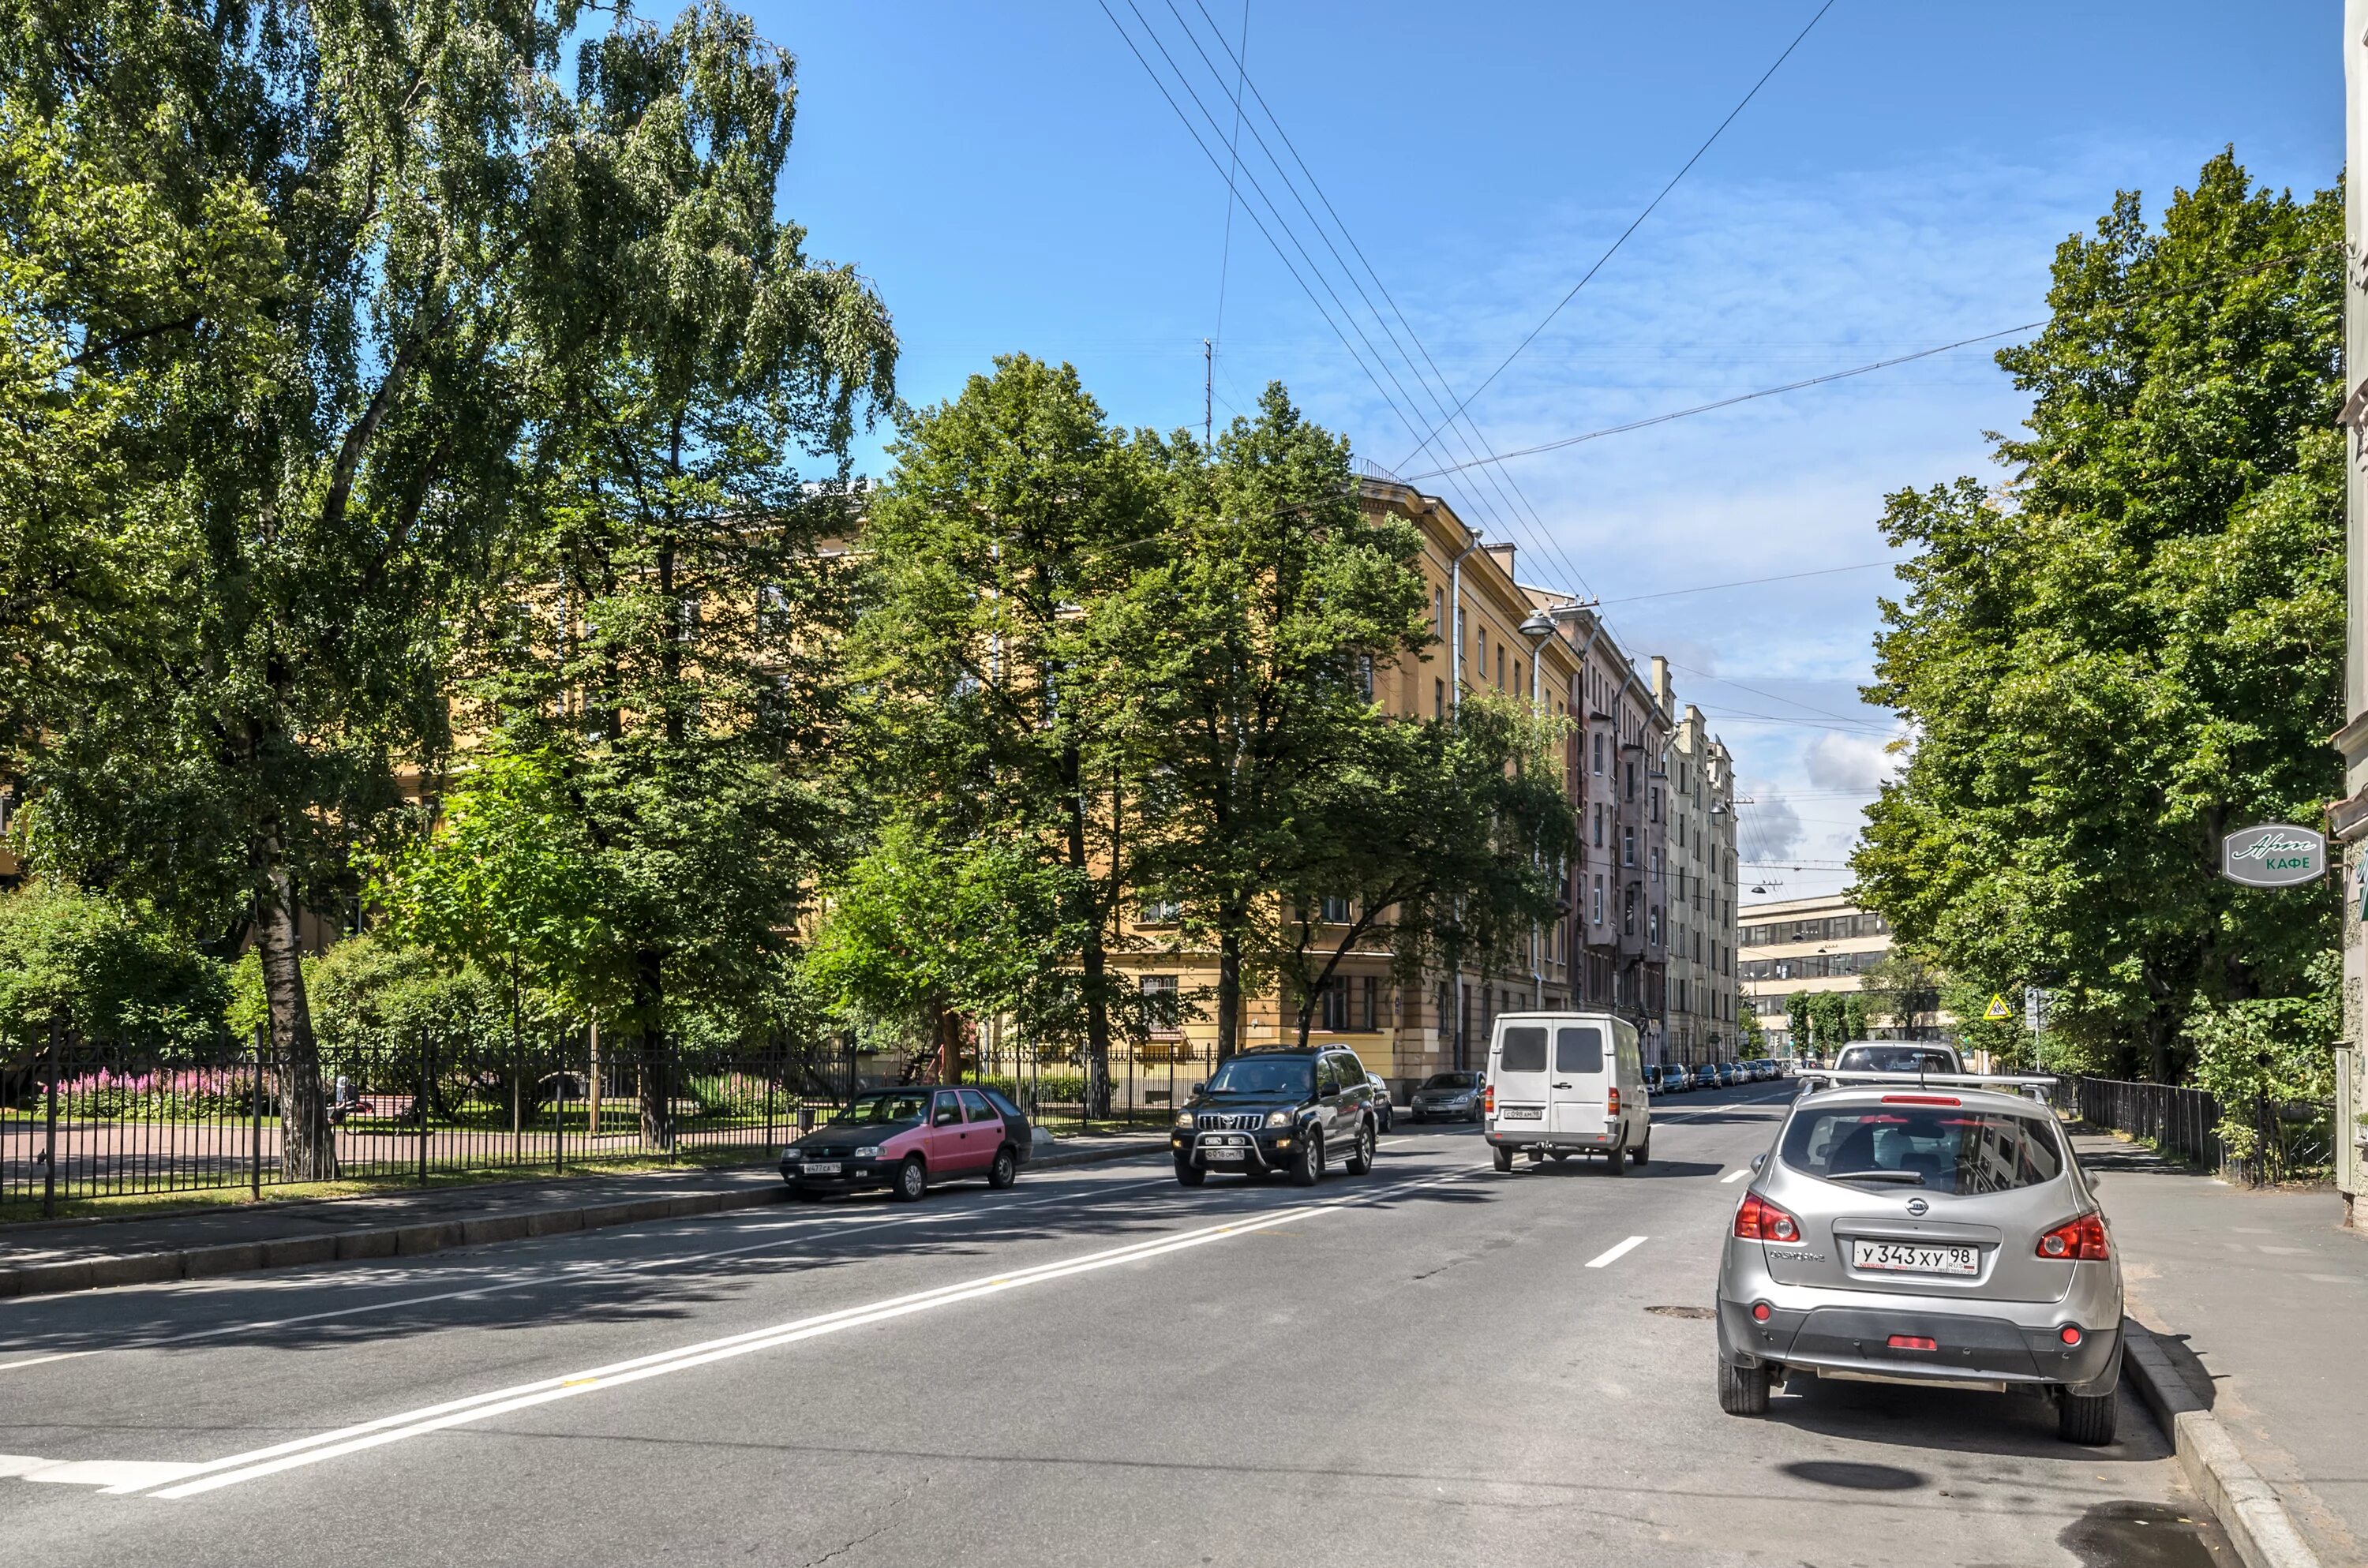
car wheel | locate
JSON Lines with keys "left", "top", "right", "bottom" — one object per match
{"left": 2058, "top": 1389, "right": 2118, "bottom": 1446}
{"left": 988, "top": 1145, "right": 1018, "bottom": 1189}
{"left": 1717, "top": 1357, "right": 1771, "bottom": 1416}
{"left": 890, "top": 1156, "right": 927, "bottom": 1203}
{"left": 1632, "top": 1131, "right": 1650, "bottom": 1168}
{"left": 1289, "top": 1129, "right": 1325, "bottom": 1187}
{"left": 1492, "top": 1145, "right": 1515, "bottom": 1173}
{"left": 1173, "top": 1155, "right": 1206, "bottom": 1187}
{"left": 1344, "top": 1121, "right": 1375, "bottom": 1175}
{"left": 1606, "top": 1142, "right": 1627, "bottom": 1176}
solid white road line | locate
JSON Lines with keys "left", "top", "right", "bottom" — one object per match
{"left": 1584, "top": 1235, "right": 1649, "bottom": 1269}
{"left": 1721, "top": 1168, "right": 1751, "bottom": 1184}
{"left": 0, "top": 1173, "right": 1190, "bottom": 1367}
{"left": 140, "top": 1163, "right": 1484, "bottom": 1499}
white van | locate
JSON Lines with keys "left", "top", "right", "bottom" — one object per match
{"left": 1483, "top": 1011, "right": 1649, "bottom": 1173}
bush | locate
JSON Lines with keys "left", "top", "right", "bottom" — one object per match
{"left": 0, "top": 881, "right": 229, "bottom": 1054}
{"left": 2182, "top": 950, "right": 2337, "bottom": 1146}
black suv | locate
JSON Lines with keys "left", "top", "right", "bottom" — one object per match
{"left": 1170, "top": 1047, "right": 1380, "bottom": 1187}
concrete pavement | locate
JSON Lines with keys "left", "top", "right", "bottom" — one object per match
{"left": 2082, "top": 1130, "right": 2366, "bottom": 1566}
{"left": 0, "top": 1083, "right": 2231, "bottom": 1566}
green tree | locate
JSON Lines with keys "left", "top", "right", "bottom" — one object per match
{"left": 1736, "top": 1005, "right": 1767, "bottom": 1057}
{"left": 2182, "top": 949, "right": 2339, "bottom": 1154}
{"left": 436, "top": 5, "right": 895, "bottom": 1145}
{"left": 1841, "top": 994, "right": 1869, "bottom": 1042}
{"left": 1808, "top": 992, "right": 1849, "bottom": 1049}
{"left": 1130, "top": 385, "right": 1433, "bottom": 1061}
{"left": 1, "top": 0, "right": 612, "bottom": 1177}
{"left": 1784, "top": 993, "right": 1812, "bottom": 1053}
{"left": 0, "top": 882, "right": 227, "bottom": 1053}
{"left": 853, "top": 357, "right": 1156, "bottom": 1109}
{"left": 804, "top": 817, "right": 1085, "bottom": 1081}
{"left": 1268, "top": 694, "right": 1575, "bottom": 1049}
{"left": 1853, "top": 152, "right": 2341, "bottom": 1080}
{"left": 1860, "top": 949, "right": 1943, "bottom": 1040}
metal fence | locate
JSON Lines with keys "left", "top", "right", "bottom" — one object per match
{"left": 2059, "top": 1074, "right": 2337, "bottom": 1186}
{"left": 0, "top": 1027, "right": 1205, "bottom": 1213}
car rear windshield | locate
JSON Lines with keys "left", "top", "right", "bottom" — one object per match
{"left": 1205, "top": 1057, "right": 1313, "bottom": 1098}
{"left": 1780, "top": 1105, "right": 2065, "bottom": 1194}
{"left": 1498, "top": 1027, "right": 1547, "bottom": 1073}
{"left": 831, "top": 1091, "right": 930, "bottom": 1125}
{"left": 1421, "top": 1073, "right": 1474, "bottom": 1090}
{"left": 1836, "top": 1046, "right": 1958, "bottom": 1074}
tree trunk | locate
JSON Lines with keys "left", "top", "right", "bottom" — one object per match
{"left": 634, "top": 952, "right": 669, "bottom": 1149}
{"left": 1216, "top": 926, "right": 1243, "bottom": 1061}
{"left": 257, "top": 863, "right": 335, "bottom": 1181}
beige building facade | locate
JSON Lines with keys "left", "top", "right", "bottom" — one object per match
{"left": 1738, "top": 892, "right": 1947, "bottom": 1053}
{"left": 1658, "top": 697, "right": 1740, "bottom": 1062}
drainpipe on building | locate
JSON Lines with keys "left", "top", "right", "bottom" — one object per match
{"left": 1447, "top": 531, "right": 1484, "bottom": 1067}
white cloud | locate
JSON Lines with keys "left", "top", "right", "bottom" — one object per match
{"left": 1804, "top": 730, "right": 1903, "bottom": 794}
{"left": 1737, "top": 788, "right": 1805, "bottom": 861}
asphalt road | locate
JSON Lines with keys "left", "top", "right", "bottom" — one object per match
{"left": 0, "top": 1080, "right": 2232, "bottom": 1567}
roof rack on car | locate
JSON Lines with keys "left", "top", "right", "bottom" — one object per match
{"left": 1794, "top": 1068, "right": 2057, "bottom": 1105}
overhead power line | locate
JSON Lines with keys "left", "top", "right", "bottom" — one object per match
{"left": 1596, "top": 559, "right": 1892, "bottom": 604}
{"left": 1392, "top": 0, "right": 1838, "bottom": 473}
{"left": 1402, "top": 245, "right": 2338, "bottom": 485}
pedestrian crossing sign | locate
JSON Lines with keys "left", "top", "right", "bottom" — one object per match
{"left": 1983, "top": 994, "right": 2013, "bottom": 1022}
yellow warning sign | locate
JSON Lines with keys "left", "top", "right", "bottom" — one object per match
{"left": 1983, "top": 993, "right": 2013, "bottom": 1022}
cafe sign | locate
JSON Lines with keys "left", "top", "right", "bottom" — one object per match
{"left": 2220, "top": 823, "right": 2327, "bottom": 889}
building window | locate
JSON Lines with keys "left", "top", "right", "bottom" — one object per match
{"left": 1591, "top": 874, "right": 1604, "bottom": 924}
{"left": 1626, "top": 761, "right": 1636, "bottom": 802}
{"left": 1361, "top": 975, "right": 1378, "bottom": 1031}
{"left": 1141, "top": 896, "right": 1182, "bottom": 923}
{"left": 1594, "top": 803, "right": 1604, "bottom": 848}
{"left": 1435, "top": 678, "right": 1446, "bottom": 720}
{"left": 1141, "top": 974, "right": 1180, "bottom": 1038}
{"left": 1650, "top": 847, "right": 1662, "bottom": 883}
{"left": 1623, "top": 885, "right": 1636, "bottom": 936}
{"left": 1649, "top": 905, "right": 1662, "bottom": 946}
{"left": 1593, "top": 732, "right": 1604, "bottom": 774}
{"left": 1320, "top": 893, "right": 1351, "bottom": 922}
{"left": 1320, "top": 978, "right": 1351, "bottom": 1032}
{"left": 1623, "top": 827, "right": 1635, "bottom": 868}
{"left": 1433, "top": 587, "right": 1444, "bottom": 637}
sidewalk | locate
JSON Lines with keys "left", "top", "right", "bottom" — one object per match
{"left": 0, "top": 1130, "right": 1167, "bottom": 1299}
{"left": 2079, "top": 1130, "right": 2368, "bottom": 1566}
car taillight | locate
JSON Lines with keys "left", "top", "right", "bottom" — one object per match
{"left": 1734, "top": 1191, "right": 1800, "bottom": 1244}
{"left": 1482, "top": 1084, "right": 1495, "bottom": 1115}
{"left": 1881, "top": 1095, "right": 1960, "bottom": 1106}
{"left": 2036, "top": 1212, "right": 2110, "bottom": 1260}
{"left": 1606, "top": 1087, "right": 1621, "bottom": 1117}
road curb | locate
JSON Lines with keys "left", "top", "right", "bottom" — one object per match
{"left": 2123, "top": 1319, "right": 2324, "bottom": 1568}
{"left": 0, "top": 1139, "right": 1160, "bottom": 1303}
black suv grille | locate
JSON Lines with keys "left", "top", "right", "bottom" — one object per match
{"left": 1197, "top": 1113, "right": 1264, "bottom": 1131}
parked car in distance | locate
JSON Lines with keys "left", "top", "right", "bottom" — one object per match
{"left": 1367, "top": 1072, "right": 1396, "bottom": 1132}
{"left": 1830, "top": 1042, "right": 1965, "bottom": 1076}
{"left": 1409, "top": 1071, "right": 1484, "bottom": 1122}
{"left": 1692, "top": 1064, "right": 1722, "bottom": 1091}
{"left": 1482, "top": 1011, "right": 1650, "bottom": 1173}
{"left": 1715, "top": 1062, "right": 1740, "bottom": 1088}
{"left": 1662, "top": 1064, "right": 1692, "bottom": 1094}
{"left": 1716, "top": 1082, "right": 2123, "bottom": 1444}
{"left": 1171, "top": 1047, "right": 1379, "bottom": 1186}
{"left": 781, "top": 1085, "right": 1031, "bottom": 1202}
{"left": 1646, "top": 1065, "right": 1666, "bottom": 1095}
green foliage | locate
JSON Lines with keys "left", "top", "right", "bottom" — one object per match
{"left": 1784, "top": 993, "right": 1812, "bottom": 1049}
{"left": 1808, "top": 992, "right": 1849, "bottom": 1048}
{"left": 804, "top": 817, "right": 1086, "bottom": 1046}
{"left": 1130, "top": 384, "right": 1436, "bottom": 1057}
{"left": 1853, "top": 152, "right": 2342, "bottom": 1079}
{"left": 1737, "top": 1007, "right": 1767, "bottom": 1056}
{"left": 1841, "top": 994, "right": 1868, "bottom": 1041}
{"left": 2183, "top": 949, "right": 2338, "bottom": 1147}
{"left": 0, "top": 882, "right": 227, "bottom": 1050}
{"left": 854, "top": 355, "right": 1155, "bottom": 1089}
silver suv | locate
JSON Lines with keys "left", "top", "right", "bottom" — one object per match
{"left": 1714, "top": 1083, "right": 2123, "bottom": 1444}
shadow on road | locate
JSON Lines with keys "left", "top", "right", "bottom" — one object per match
{"left": 0, "top": 1156, "right": 1502, "bottom": 1360}
{"left": 1759, "top": 1373, "right": 2170, "bottom": 1465}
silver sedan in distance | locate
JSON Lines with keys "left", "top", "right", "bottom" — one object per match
{"left": 1714, "top": 1083, "right": 2123, "bottom": 1444}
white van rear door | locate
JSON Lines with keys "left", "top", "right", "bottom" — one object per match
{"left": 1492, "top": 1024, "right": 1551, "bottom": 1129}
{"left": 1548, "top": 1023, "right": 1610, "bottom": 1140}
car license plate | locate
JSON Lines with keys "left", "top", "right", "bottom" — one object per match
{"left": 802, "top": 1161, "right": 841, "bottom": 1176}
{"left": 1851, "top": 1240, "right": 1978, "bottom": 1276}
{"left": 1501, "top": 1106, "right": 1543, "bottom": 1120}
{"left": 1202, "top": 1147, "right": 1246, "bottom": 1162}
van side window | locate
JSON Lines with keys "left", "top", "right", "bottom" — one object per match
{"left": 1555, "top": 1027, "right": 1604, "bottom": 1075}
{"left": 1498, "top": 1027, "right": 1547, "bottom": 1073}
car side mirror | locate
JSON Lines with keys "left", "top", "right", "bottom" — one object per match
{"left": 1750, "top": 1153, "right": 1766, "bottom": 1173}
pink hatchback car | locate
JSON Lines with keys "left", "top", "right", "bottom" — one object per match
{"left": 780, "top": 1086, "right": 1032, "bottom": 1202}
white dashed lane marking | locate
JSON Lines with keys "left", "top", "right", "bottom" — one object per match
{"left": 1585, "top": 1235, "right": 1649, "bottom": 1269}
{"left": 1721, "top": 1168, "right": 1751, "bottom": 1184}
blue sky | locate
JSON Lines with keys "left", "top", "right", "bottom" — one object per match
{"left": 753, "top": 1, "right": 2340, "bottom": 897}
